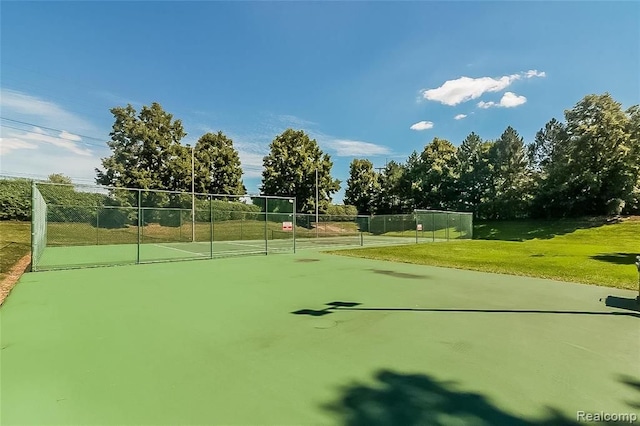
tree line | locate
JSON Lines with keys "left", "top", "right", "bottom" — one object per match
{"left": 345, "top": 93, "right": 640, "bottom": 219}
{"left": 5, "top": 92, "right": 631, "bottom": 222}
{"left": 98, "top": 93, "right": 638, "bottom": 220}
{"left": 95, "top": 104, "right": 340, "bottom": 214}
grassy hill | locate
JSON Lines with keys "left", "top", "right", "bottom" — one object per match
{"left": 330, "top": 217, "right": 640, "bottom": 290}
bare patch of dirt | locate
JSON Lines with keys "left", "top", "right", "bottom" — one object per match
{"left": 0, "top": 253, "right": 31, "bottom": 306}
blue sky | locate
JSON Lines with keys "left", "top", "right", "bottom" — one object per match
{"left": 1, "top": 1, "right": 638, "bottom": 202}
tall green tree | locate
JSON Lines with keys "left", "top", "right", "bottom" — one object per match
{"left": 488, "top": 127, "right": 531, "bottom": 219}
{"left": 626, "top": 105, "right": 640, "bottom": 213}
{"left": 374, "top": 161, "right": 407, "bottom": 214}
{"left": 528, "top": 118, "right": 571, "bottom": 217}
{"left": 261, "top": 129, "right": 340, "bottom": 213}
{"left": 407, "top": 138, "right": 459, "bottom": 210}
{"left": 456, "top": 133, "right": 493, "bottom": 217}
{"left": 532, "top": 94, "right": 639, "bottom": 216}
{"left": 96, "top": 103, "right": 188, "bottom": 192}
{"left": 344, "top": 159, "right": 381, "bottom": 215}
{"left": 564, "top": 93, "right": 633, "bottom": 214}
{"left": 194, "top": 131, "right": 246, "bottom": 195}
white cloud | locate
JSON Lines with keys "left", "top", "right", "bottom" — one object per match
{"left": 0, "top": 89, "right": 96, "bottom": 132}
{"left": 477, "top": 101, "right": 496, "bottom": 109}
{"left": 275, "top": 114, "right": 317, "bottom": 128}
{"left": 237, "top": 150, "right": 265, "bottom": 178}
{"left": 0, "top": 90, "right": 106, "bottom": 179}
{"left": 477, "top": 92, "right": 527, "bottom": 109}
{"left": 0, "top": 136, "right": 38, "bottom": 155}
{"left": 454, "top": 114, "right": 467, "bottom": 120}
{"left": 525, "top": 69, "right": 546, "bottom": 78}
{"left": 1, "top": 150, "right": 102, "bottom": 183}
{"left": 422, "top": 74, "right": 520, "bottom": 106}
{"left": 499, "top": 92, "right": 527, "bottom": 107}
{"left": 420, "top": 70, "right": 545, "bottom": 106}
{"left": 15, "top": 127, "right": 93, "bottom": 156}
{"left": 410, "top": 121, "right": 434, "bottom": 131}
{"left": 328, "top": 139, "right": 391, "bottom": 157}
{"left": 59, "top": 130, "right": 82, "bottom": 142}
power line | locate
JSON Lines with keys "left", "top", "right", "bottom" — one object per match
{"left": 0, "top": 123, "right": 112, "bottom": 151}
{"left": 0, "top": 117, "right": 109, "bottom": 144}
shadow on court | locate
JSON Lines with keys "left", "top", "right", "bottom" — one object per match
{"left": 292, "top": 301, "right": 640, "bottom": 318}
{"left": 619, "top": 375, "right": 640, "bottom": 410}
{"left": 371, "top": 269, "right": 429, "bottom": 279}
{"left": 323, "top": 370, "right": 577, "bottom": 425}
{"left": 602, "top": 295, "right": 640, "bottom": 312}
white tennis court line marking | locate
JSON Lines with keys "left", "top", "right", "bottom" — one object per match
{"left": 153, "top": 244, "right": 208, "bottom": 257}
{"left": 222, "top": 241, "right": 273, "bottom": 250}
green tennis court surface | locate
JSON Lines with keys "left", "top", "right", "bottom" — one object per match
{"left": 2, "top": 253, "right": 638, "bottom": 425}
{"left": 35, "top": 235, "right": 419, "bottom": 270}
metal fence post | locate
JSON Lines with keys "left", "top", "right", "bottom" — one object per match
{"left": 446, "top": 213, "right": 450, "bottom": 241}
{"left": 137, "top": 189, "right": 141, "bottom": 264}
{"left": 210, "top": 196, "right": 213, "bottom": 259}
{"left": 432, "top": 213, "right": 435, "bottom": 242}
{"left": 96, "top": 206, "right": 99, "bottom": 245}
{"left": 635, "top": 255, "right": 640, "bottom": 304}
{"left": 30, "top": 181, "right": 35, "bottom": 272}
{"left": 264, "top": 197, "right": 268, "bottom": 255}
{"left": 292, "top": 197, "right": 297, "bottom": 254}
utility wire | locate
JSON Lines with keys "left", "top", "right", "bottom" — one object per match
{"left": 0, "top": 117, "right": 109, "bottom": 144}
{"left": 0, "top": 124, "right": 110, "bottom": 151}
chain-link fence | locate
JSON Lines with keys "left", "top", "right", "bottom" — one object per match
{"left": 414, "top": 210, "right": 474, "bottom": 241}
{"left": 30, "top": 181, "right": 474, "bottom": 271}
{"left": 32, "top": 182, "right": 296, "bottom": 271}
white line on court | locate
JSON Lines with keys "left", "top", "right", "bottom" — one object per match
{"left": 153, "top": 244, "right": 208, "bottom": 257}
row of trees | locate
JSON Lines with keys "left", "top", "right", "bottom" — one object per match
{"left": 95, "top": 104, "right": 340, "bottom": 214}
{"left": 96, "top": 103, "right": 246, "bottom": 196}
{"left": 95, "top": 93, "right": 638, "bottom": 219}
{"left": 345, "top": 93, "right": 640, "bottom": 218}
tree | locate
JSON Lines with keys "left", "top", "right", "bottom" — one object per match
{"left": 528, "top": 118, "right": 566, "bottom": 173}
{"left": 488, "top": 127, "right": 531, "bottom": 219}
{"left": 194, "top": 131, "right": 245, "bottom": 195}
{"left": 96, "top": 103, "right": 188, "bottom": 192}
{"left": 407, "top": 138, "right": 459, "bottom": 210}
{"left": 532, "top": 94, "right": 639, "bottom": 216}
{"left": 48, "top": 174, "right": 73, "bottom": 185}
{"left": 563, "top": 93, "right": 634, "bottom": 214}
{"left": 261, "top": 129, "right": 340, "bottom": 213}
{"left": 456, "top": 133, "right": 493, "bottom": 217}
{"left": 374, "top": 161, "right": 407, "bottom": 214}
{"left": 625, "top": 105, "right": 640, "bottom": 213}
{"left": 344, "top": 159, "right": 381, "bottom": 215}
{"left": 528, "top": 118, "right": 571, "bottom": 217}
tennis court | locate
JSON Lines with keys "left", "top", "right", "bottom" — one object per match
{"left": 34, "top": 235, "right": 422, "bottom": 270}
{"left": 2, "top": 252, "right": 638, "bottom": 425}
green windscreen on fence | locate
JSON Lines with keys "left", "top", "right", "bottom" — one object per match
{"left": 414, "top": 209, "right": 473, "bottom": 241}
{"left": 30, "top": 181, "right": 474, "bottom": 271}
{"left": 32, "top": 182, "right": 296, "bottom": 271}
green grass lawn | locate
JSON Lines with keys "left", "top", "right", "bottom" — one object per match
{"left": 330, "top": 217, "right": 640, "bottom": 290}
{"left": 0, "top": 221, "right": 30, "bottom": 281}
